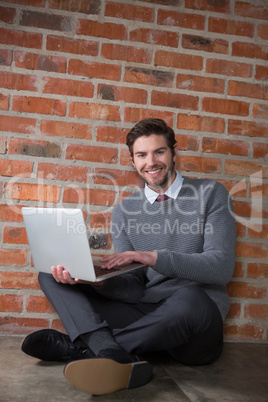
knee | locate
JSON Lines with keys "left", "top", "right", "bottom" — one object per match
{"left": 38, "top": 272, "right": 53, "bottom": 288}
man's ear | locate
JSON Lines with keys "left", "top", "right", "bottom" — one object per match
{"left": 173, "top": 144, "right": 178, "bottom": 160}
{"left": 130, "top": 152, "right": 135, "bottom": 167}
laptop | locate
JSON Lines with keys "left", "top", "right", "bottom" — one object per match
{"left": 22, "top": 207, "right": 144, "bottom": 282}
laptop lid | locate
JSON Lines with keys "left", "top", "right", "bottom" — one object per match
{"left": 22, "top": 207, "right": 143, "bottom": 282}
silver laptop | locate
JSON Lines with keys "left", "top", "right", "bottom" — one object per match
{"left": 22, "top": 207, "right": 143, "bottom": 282}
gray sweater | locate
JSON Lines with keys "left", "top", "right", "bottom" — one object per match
{"left": 97, "top": 177, "right": 236, "bottom": 320}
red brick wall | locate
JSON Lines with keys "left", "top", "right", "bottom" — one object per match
{"left": 0, "top": 0, "right": 267, "bottom": 342}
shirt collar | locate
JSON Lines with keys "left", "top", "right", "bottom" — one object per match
{"left": 144, "top": 170, "right": 184, "bottom": 204}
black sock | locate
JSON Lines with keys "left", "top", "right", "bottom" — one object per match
{"left": 82, "top": 328, "right": 123, "bottom": 355}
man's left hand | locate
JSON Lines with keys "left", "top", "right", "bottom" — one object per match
{"left": 100, "top": 251, "right": 157, "bottom": 269}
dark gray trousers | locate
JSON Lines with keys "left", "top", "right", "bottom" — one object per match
{"left": 39, "top": 272, "right": 223, "bottom": 366}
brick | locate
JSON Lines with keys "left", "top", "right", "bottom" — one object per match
{"left": 250, "top": 182, "right": 268, "bottom": 198}
{"left": 177, "top": 74, "right": 224, "bottom": 94}
{"left": 176, "top": 134, "right": 199, "bottom": 151}
{"left": 177, "top": 155, "right": 221, "bottom": 173}
{"left": 248, "top": 223, "right": 268, "bottom": 239}
{"left": 69, "top": 102, "right": 120, "bottom": 121}
{"left": 0, "top": 137, "right": 6, "bottom": 154}
{"left": 232, "top": 200, "right": 252, "bottom": 218}
{"left": 157, "top": 9, "right": 204, "bottom": 30}
{"left": 233, "top": 261, "right": 244, "bottom": 278}
{"left": 232, "top": 42, "right": 268, "bottom": 61}
{"left": 124, "top": 107, "right": 174, "bottom": 126}
{"left": 52, "top": 320, "right": 66, "bottom": 333}
{"left": 130, "top": 28, "right": 179, "bottom": 48}
{"left": 155, "top": 50, "right": 203, "bottom": 70}
{"left": 151, "top": 90, "right": 198, "bottom": 110}
{"left": 124, "top": 67, "right": 174, "bottom": 88}
{"left": 26, "top": 295, "right": 55, "bottom": 313}
{"left": 0, "top": 93, "right": 9, "bottom": 110}
{"left": 3, "top": 227, "right": 28, "bottom": 244}
{"left": 20, "top": 10, "right": 71, "bottom": 31}
{"left": 208, "top": 17, "right": 254, "bottom": 37}
{"left": 37, "top": 163, "right": 90, "bottom": 182}
{"left": 203, "top": 97, "right": 249, "bottom": 116}
{"left": 101, "top": 43, "right": 152, "bottom": 64}
{"left": 223, "top": 325, "right": 264, "bottom": 341}
{"left": 0, "top": 6, "right": 15, "bottom": 24}
{"left": 9, "top": 138, "right": 61, "bottom": 158}
{"left": 98, "top": 84, "right": 147, "bottom": 104}
{"left": 94, "top": 168, "right": 143, "bottom": 187}
{"left": 245, "top": 304, "right": 268, "bottom": 320}
{"left": 0, "top": 159, "right": 33, "bottom": 177}
{"left": 46, "top": 35, "right": 98, "bottom": 56}
{"left": 256, "top": 65, "right": 268, "bottom": 81}
{"left": 247, "top": 263, "right": 268, "bottom": 279}
{"left": 14, "top": 51, "right": 67, "bottom": 73}
{"left": 4, "top": 182, "right": 61, "bottom": 203}
{"left": 120, "top": 149, "right": 133, "bottom": 166}
{"left": 236, "top": 242, "right": 268, "bottom": 259}
{"left": 97, "top": 126, "right": 129, "bottom": 144}
{"left": 182, "top": 34, "right": 228, "bottom": 54}
{"left": 0, "top": 317, "right": 49, "bottom": 335}
{"left": 0, "top": 248, "right": 26, "bottom": 265}
{"left": 235, "top": 221, "right": 246, "bottom": 238}
{"left": 228, "top": 119, "right": 268, "bottom": 138}
{"left": 235, "top": 1, "right": 268, "bottom": 20}
{"left": 206, "top": 59, "right": 252, "bottom": 78}
{"left": 218, "top": 179, "right": 247, "bottom": 198}
{"left": 40, "top": 120, "right": 92, "bottom": 139}
{"left": 253, "top": 142, "right": 268, "bottom": 159}
{"left": 228, "top": 81, "right": 268, "bottom": 101}
{"left": 42, "top": 77, "right": 94, "bottom": 98}
{"left": 185, "top": 0, "right": 230, "bottom": 13}
{"left": 0, "top": 271, "right": 39, "bottom": 289}
{"left": 66, "top": 144, "right": 117, "bottom": 164}
{"left": 0, "top": 27, "right": 42, "bottom": 49}
{"left": 227, "top": 281, "right": 266, "bottom": 299}
{"left": 0, "top": 294, "right": 23, "bottom": 312}
{"left": 105, "top": 2, "right": 154, "bottom": 22}
{"left": 90, "top": 211, "right": 111, "bottom": 229}
{"left": 0, "top": 50, "right": 12, "bottom": 66}
{"left": 77, "top": 19, "right": 126, "bottom": 40}
{"left": 253, "top": 103, "right": 268, "bottom": 118}
{"left": 226, "top": 303, "right": 241, "bottom": 319}
{"left": 63, "top": 187, "right": 115, "bottom": 206}
{"left": 225, "top": 160, "right": 268, "bottom": 178}
{"left": 177, "top": 114, "right": 225, "bottom": 133}
{"left": 69, "top": 59, "right": 121, "bottom": 81}
{"left": 0, "top": 72, "right": 38, "bottom": 91}
{"left": 0, "top": 115, "right": 36, "bottom": 134}
{"left": 0, "top": 205, "right": 23, "bottom": 222}
{"left": 258, "top": 24, "right": 268, "bottom": 40}
{"left": 12, "top": 96, "right": 66, "bottom": 116}
{"left": 50, "top": 0, "right": 101, "bottom": 14}
{"left": 202, "top": 137, "right": 248, "bottom": 156}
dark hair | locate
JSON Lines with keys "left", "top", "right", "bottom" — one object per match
{"left": 126, "top": 118, "right": 177, "bottom": 158}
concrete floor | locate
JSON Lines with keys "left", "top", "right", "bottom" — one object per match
{"left": 0, "top": 336, "right": 267, "bottom": 402}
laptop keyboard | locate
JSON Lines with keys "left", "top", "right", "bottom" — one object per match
{"left": 94, "top": 265, "right": 120, "bottom": 277}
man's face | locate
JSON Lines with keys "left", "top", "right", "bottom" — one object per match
{"left": 131, "top": 134, "right": 177, "bottom": 193}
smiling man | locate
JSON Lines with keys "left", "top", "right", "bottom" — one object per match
{"left": 21, "top": 118, "right": 236, "bottom": 395}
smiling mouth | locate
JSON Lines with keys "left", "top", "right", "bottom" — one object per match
{"left": 146, "top": 168, "right": 162, "bottom": 175}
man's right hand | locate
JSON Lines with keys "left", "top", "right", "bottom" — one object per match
{"left": 51, "top": 265, "right": 105, "bottom": 287}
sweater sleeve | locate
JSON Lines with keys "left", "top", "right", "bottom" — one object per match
{"left": 153, "top": 183, "right": 236, "bottom": 286}
{"left": 93, "top": 205, "right": 146, "bottom": 303}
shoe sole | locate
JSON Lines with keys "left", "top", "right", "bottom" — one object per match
{"left": 64, "top": 358, "right": 153, "bottom": 395}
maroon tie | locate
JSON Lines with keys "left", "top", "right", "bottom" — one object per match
{"left": 156, "top": 194, "right": 169, "bottom": 202}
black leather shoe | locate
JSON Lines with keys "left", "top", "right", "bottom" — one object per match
{"left": 64, "top": 348, "right": 153, "bottom": 395}
{"left": 21, "top": 329, "right": 94, "bottom": 362}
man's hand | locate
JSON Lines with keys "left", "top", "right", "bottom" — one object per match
{"left": 51, "top": 265, "right": 105, "bottom": 287}
{"left": 100, "top": 251, "right": 157, "bottom": 269}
